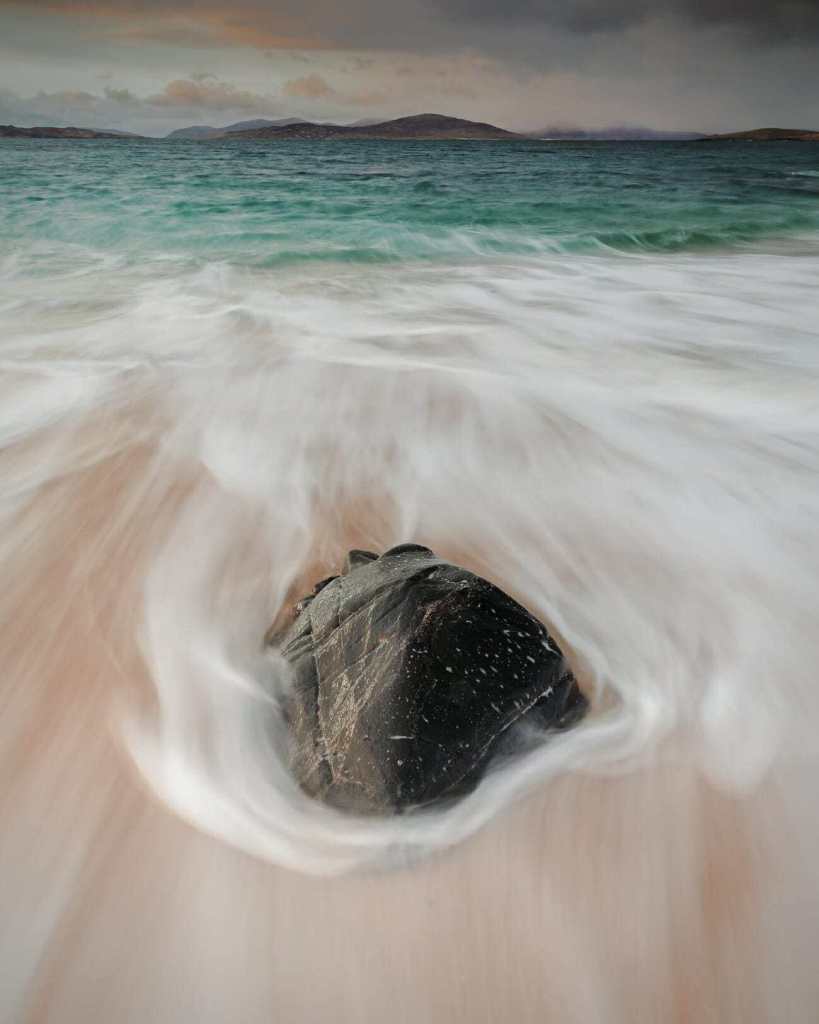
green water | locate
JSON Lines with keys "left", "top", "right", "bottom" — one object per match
{"left": 2, "top": 139, "right": 819, "bottom": 267}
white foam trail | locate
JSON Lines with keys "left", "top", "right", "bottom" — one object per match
{"left": 2, "top": 245, "right": 819, "bottom": 884}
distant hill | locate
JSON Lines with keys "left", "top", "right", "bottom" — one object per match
{"left": 167, "top": 118, "right": 306, "bottom": 139}
{"left": 228, "top": 113, "right": 521, "bottom": 141}
{"left": 0, "top": 124, "right": 138, "bottom": 139}
{"left": 166, "top": 124, "right": 218, "bottom": 139}
{"left": 705, "top": 128, "right": 819, "bottom": 141}
{"left": 96, "top": 128, "right": 143, "bottom": 137}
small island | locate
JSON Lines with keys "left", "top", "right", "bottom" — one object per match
{"left": 0, "top": 125, "right": 138, "bottom": 139}
{"left": 221, "top": 114, "right": 523, "bottom": 141}
{"left": 705, "top": 128, "right": 819, "bottom": 141}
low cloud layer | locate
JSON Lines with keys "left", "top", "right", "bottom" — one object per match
{"left": 0, "top": 77, "right": 282, "bottom": 132}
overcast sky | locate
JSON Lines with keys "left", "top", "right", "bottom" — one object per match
{"left": 1, "top": 0, "right": 818, "bottom": 135}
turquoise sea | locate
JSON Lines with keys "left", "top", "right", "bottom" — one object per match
{"left": 3, "top": 139, "right": 819, "bottom": 264}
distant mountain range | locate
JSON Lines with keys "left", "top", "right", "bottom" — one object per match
{"left": 3, "top": 117, "right": 819, "bottom": 144}
{"left": 166, "top": 117, "right": 707, "bottom": 142}
{"left": 172, "top": 113, "right": 522, "bottom": 141}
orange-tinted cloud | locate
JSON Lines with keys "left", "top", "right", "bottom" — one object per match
{"left": 117, "top": 15, "right": 325, "bottom": 51}
{"left": 282, "top": 73, "right": 335, "bottom": 100}
{"left": 149, "top": 77, "right": 275, "bottom": 111}
{"left": 344, "top": 88, "right": 388, "bottom": 106}
{"left": 1, "top": 2, "right": 330, "bottom": 50}
{"left": 281, "top": 74, "right": 391, "bottom": 107}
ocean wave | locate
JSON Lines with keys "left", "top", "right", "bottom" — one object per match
{"left": 4, "top": 139, "right": 819, "bottom": 268}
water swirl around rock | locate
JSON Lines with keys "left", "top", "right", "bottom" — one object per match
{"left": 269, "top": 544, "right": 587, "bottom": 814}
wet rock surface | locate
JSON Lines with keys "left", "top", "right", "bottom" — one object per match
{"left": 267, "top": 544, "right": 587, "bottom": 814}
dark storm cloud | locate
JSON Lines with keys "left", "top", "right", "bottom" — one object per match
{"left": 432, "top": 0, "right": 819, "bottom": 38}
{"left": 432, "top": 0, "right": 654, "bottom": 34}
{"left": 680, "top": 0, "right": 819, "bottom": 35}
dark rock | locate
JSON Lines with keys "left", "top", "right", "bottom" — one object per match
{"left": 267, "top": 544, "right": 587, "bottom": 814}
